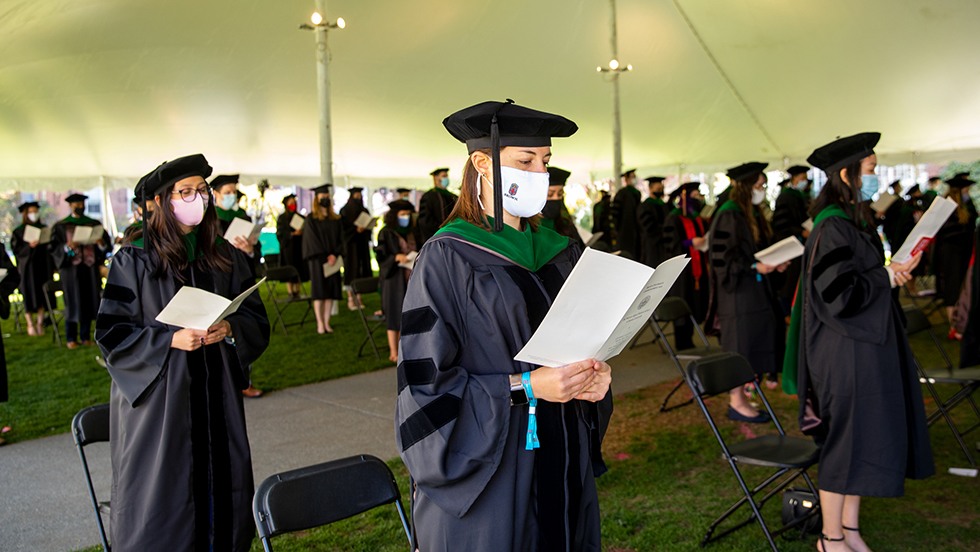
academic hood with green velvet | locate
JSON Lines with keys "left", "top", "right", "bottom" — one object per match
{"left": 436, "top": 216, "right": 569, "bottom": 271}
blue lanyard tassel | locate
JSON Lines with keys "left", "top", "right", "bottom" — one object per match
{"left": 522, "top": 372, "right": 540, "bottom": 450}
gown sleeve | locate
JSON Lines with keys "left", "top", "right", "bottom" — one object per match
{"left": 395, "top": 240, "right": 513, "bottom": 518}
{"left": 95, "top": 248, "right": 177, "bottom": 407}
{"left": 709, "top": 210, "right": 754, "bottom": 293}
{"left": 808, "top": 218, "right": 891, "bottom": 344}
{"left": 0, "top": 246, "right": 22, "bottom": 318}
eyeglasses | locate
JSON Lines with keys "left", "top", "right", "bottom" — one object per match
{"left": 171, "top": 187, "right": 210, "bottom": 203}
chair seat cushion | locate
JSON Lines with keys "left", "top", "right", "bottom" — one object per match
{"left": 675, "top": 346, "right": 715, "bottom": 360}
{"left": 728, "top": 435, "right": 820, "bottom": 468}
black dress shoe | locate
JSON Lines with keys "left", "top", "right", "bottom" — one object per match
{"left": 727, "top": 406, "right": 771, "bottom": 424}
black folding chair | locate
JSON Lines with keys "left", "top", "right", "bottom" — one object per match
{"left": 43, "top": 279, "right": 65, "bottom": 347}
{"left": 71, "top": 403, "right": 111, "bottom": 551}
{"left": 263, "top": 265, "right": 313, "bottom": 335}
{"left": 904, "top": 306, "right": 980, "bottom": 474}
{"left": 350, "top": 277, "right": 387, "bottom": 360}
{"left": 686, "top": 352, "right": 820, "bottom": 551}
{"left": 252, "top": 454, "right": 412, "bottom": 552}
{"left": 652, "top": 297, "right": 716, "bottom": 412}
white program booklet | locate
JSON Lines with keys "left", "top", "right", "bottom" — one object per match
{"left": 398, "top": 251, "right": 418, "bottom": 270}
{"left": 513, "top": 251, "right": 689, "bottom": 367}
{"left": 223, "top": 217, "right": 262, "bottom": 242}
{"left": 322, "top": 256, "right": 344, "bottom": 278}
{"left": 802, "top": 218, "right": 814, "bottom": 233}
{"left": 23, "top": 225, "right": 52, "bottom": 244}
{"left": 0, "top": 268, "right": 7, "bottom": 282}
{"left": 870, "top": 193, "right": 899, "bottom": 214}
{"left": 289, "top": 213, "right": 305, "bottom": 231}
{"left": 354, "top": 212, "right": 377, "bottom": 230}
{"left": 891, "top": 196, "right": 957, "bottom": 263}
{"left": 754, "top": 236, "right": 804, "bottom": 266}
{"left": 156, "top": 277, "right": 267, "bottom": 331}
{"left": 72, "top": 224, "right": 104, "bottom": 245}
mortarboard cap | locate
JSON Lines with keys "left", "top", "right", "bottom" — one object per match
{"left": 946, "top": 173, "right": 975, "bottom": 189}
{"left": 668, "top": 182, "right": 701, "bottom": 204}
{"left": 311, "top": 183, "right": 333, "bottom": 194}
{"left": 807, "top": 132, "right": 880, "bottom": 173}
{"left": 65, "top": 193, "right": 88, "bottom": 203}
{"left": 787, "top": 165, "right": 809, "bottom": 177}
{"left": 387, "top": 199, "right": 415, "bottom": 213}
{"left": 209, "top": 174, "right": 239, "bottom": 190}
{"left": 17, "top": 201, "right": 39, "bottom": 213}
{"left": 349, "top": 187, "right": 364, "bottom": 193}
{"left": 727, "top": 162, "right": 768, "bottom": 181}
{"left": 396, "top": 187, "right": 411, "bottom": 194}
{"left": 621, "top": 168, "right": 637, "bottom": 178}
{"left": 548, "top": 167, "right": 571, "bottom": 187}
{"left": 443, "top": 99, "right": 577, "bottom": 231}
{"left": 139, "top": 154, "right": 213, "bottom": 200}
{"left": 644, "top": 176, "right": 666, "bottom": 185}
{"left": 430, "top": 168, "right": 449, "bottom": 176}
{"left": 281, "top": 194, "right": 297, "bottom": 206}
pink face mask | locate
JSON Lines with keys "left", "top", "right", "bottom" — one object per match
{"left": 171, "top": 195, "right": 206, "bottom": 226}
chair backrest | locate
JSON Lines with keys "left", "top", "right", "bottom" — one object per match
{"left": 687, "top": 352, "right": 757, "bottom": 397}
{"left": 654, "top": 296, "right": 692, "bottom": 323}
{"left": 43, "top": 279, "right": 63, "bottom": 295}
{"left": 265, "top": 265, "right": 300, "bottom": 284}
{"left": 253, "top": 454, "right": 411, "bottom": 548}
{"left": 902, "top": 305, "right": 932, "bottom": 336}
{"left": 72, "top": 403, "right": 110, "bottom": 446}
{"left": 350, "top": 277, "right": 379, "bottom": 296}
{"left": 263, "top": 253, "right": 281, "bottom": 268}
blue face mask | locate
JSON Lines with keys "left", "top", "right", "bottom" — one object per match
{"left": 440, "top": 176, "right": 450, "bottom": 189}
{"left": 220, "top": 193, "right": 238, "bottom": 210}
{"left": 397, "top": 214, "right": 410, "bottom": 227}
{"left": 860, "top": 174, "right": 879, "bottom": 202}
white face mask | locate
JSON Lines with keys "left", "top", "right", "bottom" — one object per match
{"left": 479, "top": 166, "right": 550, "bottom": 219}
{"left": 751, "top": 187, "right": 766, "bottom": 205}
{"left": 27, "top": 212, "right": 39, "bottom": 223}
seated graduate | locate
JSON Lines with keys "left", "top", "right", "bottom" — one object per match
{"left": 395, "top": 100, "right": 613, "bottom": 552}
{"left": 784, "top": 133, "right": 933, "bottom": 552}
{"left": 375, "top": 199, "right": 421, "bottom": 363}
{"left": 11, "top": 201, "right": 52, "bottom": 336}
{"left": 302, "top": 183, "right": 344, "bottom": 334}
{"left": 539, "top": 166, "right": 585, "bottom": 247}
{"left": 95, "top": 154, "right": 270, "bottom": 552}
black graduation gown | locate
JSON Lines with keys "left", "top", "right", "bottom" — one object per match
{"left": 772, "top": 187, "right": 809, "bottom": 309}
{"left": 11, "top": 223, "right": 54, "bottom": 312}
{"left": 95, "top": 243, "right": 270, "bottom": 551}
{"left": 275, "top": 211, "right": 309, "bottom": 281}
{"left": 880, "top": 195, "right": 910, "bottom": 251}
{"left": 707, "top": 205, "right": 784, "bottom": 377}
{"left": 796, "top": 216, "right": 933, "bottom": 496}
{"left": 417, "top": 188, "right": 459, "bottom": 246}
{"left": 216, "top": 207, "right": 262, "bottom": 277}
{"left": 960, "top": 224, "right": 980, "bottom": 367}
{"left": 375, "top": 225, "right": 419, "bottom": 331}
{"left": 302, "top": 215, "right": 343, "bottom": 300}
{"left": 0, "top": 246, "right": 21, "bottom": 402}
{"left": 590, "top": 196, "right": 612, "bottom": 250}
{"left": 636, "top": 197, "right": 669, "bottom": 268}
{"left": 610, "top": 186, "right": 642, "bottom": 260}
{"left": 49, "top": 217, "right": 109, "bottom": 325}
{"left": 933, "top": 204, "right": 977, "bottom": 305}
{"left": 396, "top": 235, "right": 612, "bottom": 552}
{"left": 339, "top": 200, "right": 374, "bottom": 285}
{"left": 663, "top": 210, "right": 709, "bottom": 350}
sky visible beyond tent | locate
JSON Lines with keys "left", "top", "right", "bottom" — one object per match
{"left": 2, "top": 0, "right": 980, "bottom": 191}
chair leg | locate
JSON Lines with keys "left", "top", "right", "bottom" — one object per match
{"left": 659, "top": 379, "right": 694, "bottom": 412}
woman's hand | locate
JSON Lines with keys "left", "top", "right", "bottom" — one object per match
{"left": 755, "top": 262, "right": 777, "bottom": 274}
{"left": 29, "top": 241, "right": 39, "bottom": 248}
{"left": 528, "top": 359, "right": 602, "bottom": 403}
{"left": 395, "top": 253, "right": 409, "bottom": 263}
{"left": 232, "top": 236, "right": 254, "bottom": 255}
{"left": 775, "top": 261, "right": 791, "bottom": 273}
{"left": 890, "top": 252, "right": 922, "bottom": 286}
{"left": 574, "top": 360, "right": 612, "bottom": 402}
{"left": 171, "top": 328, "right": 208, "bottom": 351}
{"left": 691, "top": 237, "right": 706, "bottom": 249}
{"left": 203, "top": 320, "right": 232, "bottom": 345}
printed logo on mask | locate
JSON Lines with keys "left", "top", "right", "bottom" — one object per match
{"left": 508, "top": 183, "right": 519, "bottom": 197}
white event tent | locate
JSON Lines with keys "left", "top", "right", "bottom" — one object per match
{"left": 2, "top": 0, "right": 980, "bottom": 193}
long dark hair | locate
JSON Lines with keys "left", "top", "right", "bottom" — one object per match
{"left": 445, "top": 148, "right": 541, "bottom": 231}
{"left": 809, "top": 160, "right": 874, "bottom": 230}
{"left": 730, "top": 173, "right": 770, "bottom": 243}
{"left": 146, "top": 184, "right": 231, "bottom": 280}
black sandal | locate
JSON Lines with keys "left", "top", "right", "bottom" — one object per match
{"left": 842, "top": 525, "right": 860, "bottom": 533}
{"left": 819, "top": 534, "right": 845, "bottom": 551}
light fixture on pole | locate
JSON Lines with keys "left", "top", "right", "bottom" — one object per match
{"left": 596, "top": 0, "right": 632, "bottom": 191}
{"left": 299, "top": 2, "right": 346, "bottom": 183}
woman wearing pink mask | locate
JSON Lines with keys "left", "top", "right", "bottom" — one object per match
{"left": 95, "top": 154, "right": 270, "bottom": 552}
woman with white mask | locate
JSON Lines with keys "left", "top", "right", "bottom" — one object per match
{"left": 706, "top": 162, "right": 789, "bottom": 421}
{"left": 11, "top": 201, "right": 53, "bottom": 336}
{"left": 395, "top": 100, "right": 613, "bottom": 551}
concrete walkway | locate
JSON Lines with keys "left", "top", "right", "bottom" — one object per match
{"left": 0, "top": 332, "right": 679, "bottom": 551}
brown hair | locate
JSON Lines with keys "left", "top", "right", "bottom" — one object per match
{"left": 730, "top": 173, "right": 770, "bottom": 244}
{"left": 146, "top": 186, "right": 231, "bottom": 280}
{"left": 949, "top": 189, "right": 971, "bottom": 225}
{"left": 444, "top": 148, "right": 540, "bottom": 231}
{"left": 311, "top": 193, "right": 340, "bottom": 221}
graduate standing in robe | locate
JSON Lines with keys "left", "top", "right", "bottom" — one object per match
{"left": 375, "top": 199, "right": 421, "bottom": 363}
{"left": 772, "top": 165, "right": 811, "bottom": 317}
{"left": 339, "top": 187, "right": 374, "bottom": 310}
{"left": 49, "top": 193, "right": 110, "bottom": 349}
{"left": 11, "top": 202, "right": 53, "bottom": 336}
{"left": 784, "top": 133, "right": 933, "bottom": 552}
{"left": 636, "top": 176, "right": 669, "bottom": 268}
{"left": 396, "top": 100, "right": 613, "bottom": 552}
{"left": 934, "top": 173, "right": 977, "bottom": 337}
{"left": 540, "top": 166, "right": 585, "bottom": 248}
{"left": 95, "top": 154, "right": 270, "bottom": 552}
{"left": 302, "top": 184, "right": 344, "bottom": 334}
{"left": 417, "top": 167, "right": 458, "bottom": 246}
{"left": 590, "top": 190, "right": 612, "bottom": 251}
{"left": 275, "top": 193, "right": 309, "bottom": 297}
{"left": 707, "top": 162, "right": 787, "bottom": 420}
{"left": 663, "top": 182, "right": 709, "bottom": 350}
{"left": 610, "top": 168, "right": 642, "bottom": 259}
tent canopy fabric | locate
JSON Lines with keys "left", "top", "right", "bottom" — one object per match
{"left": 3, "top": 0, "right": 979, "bottom": 192}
